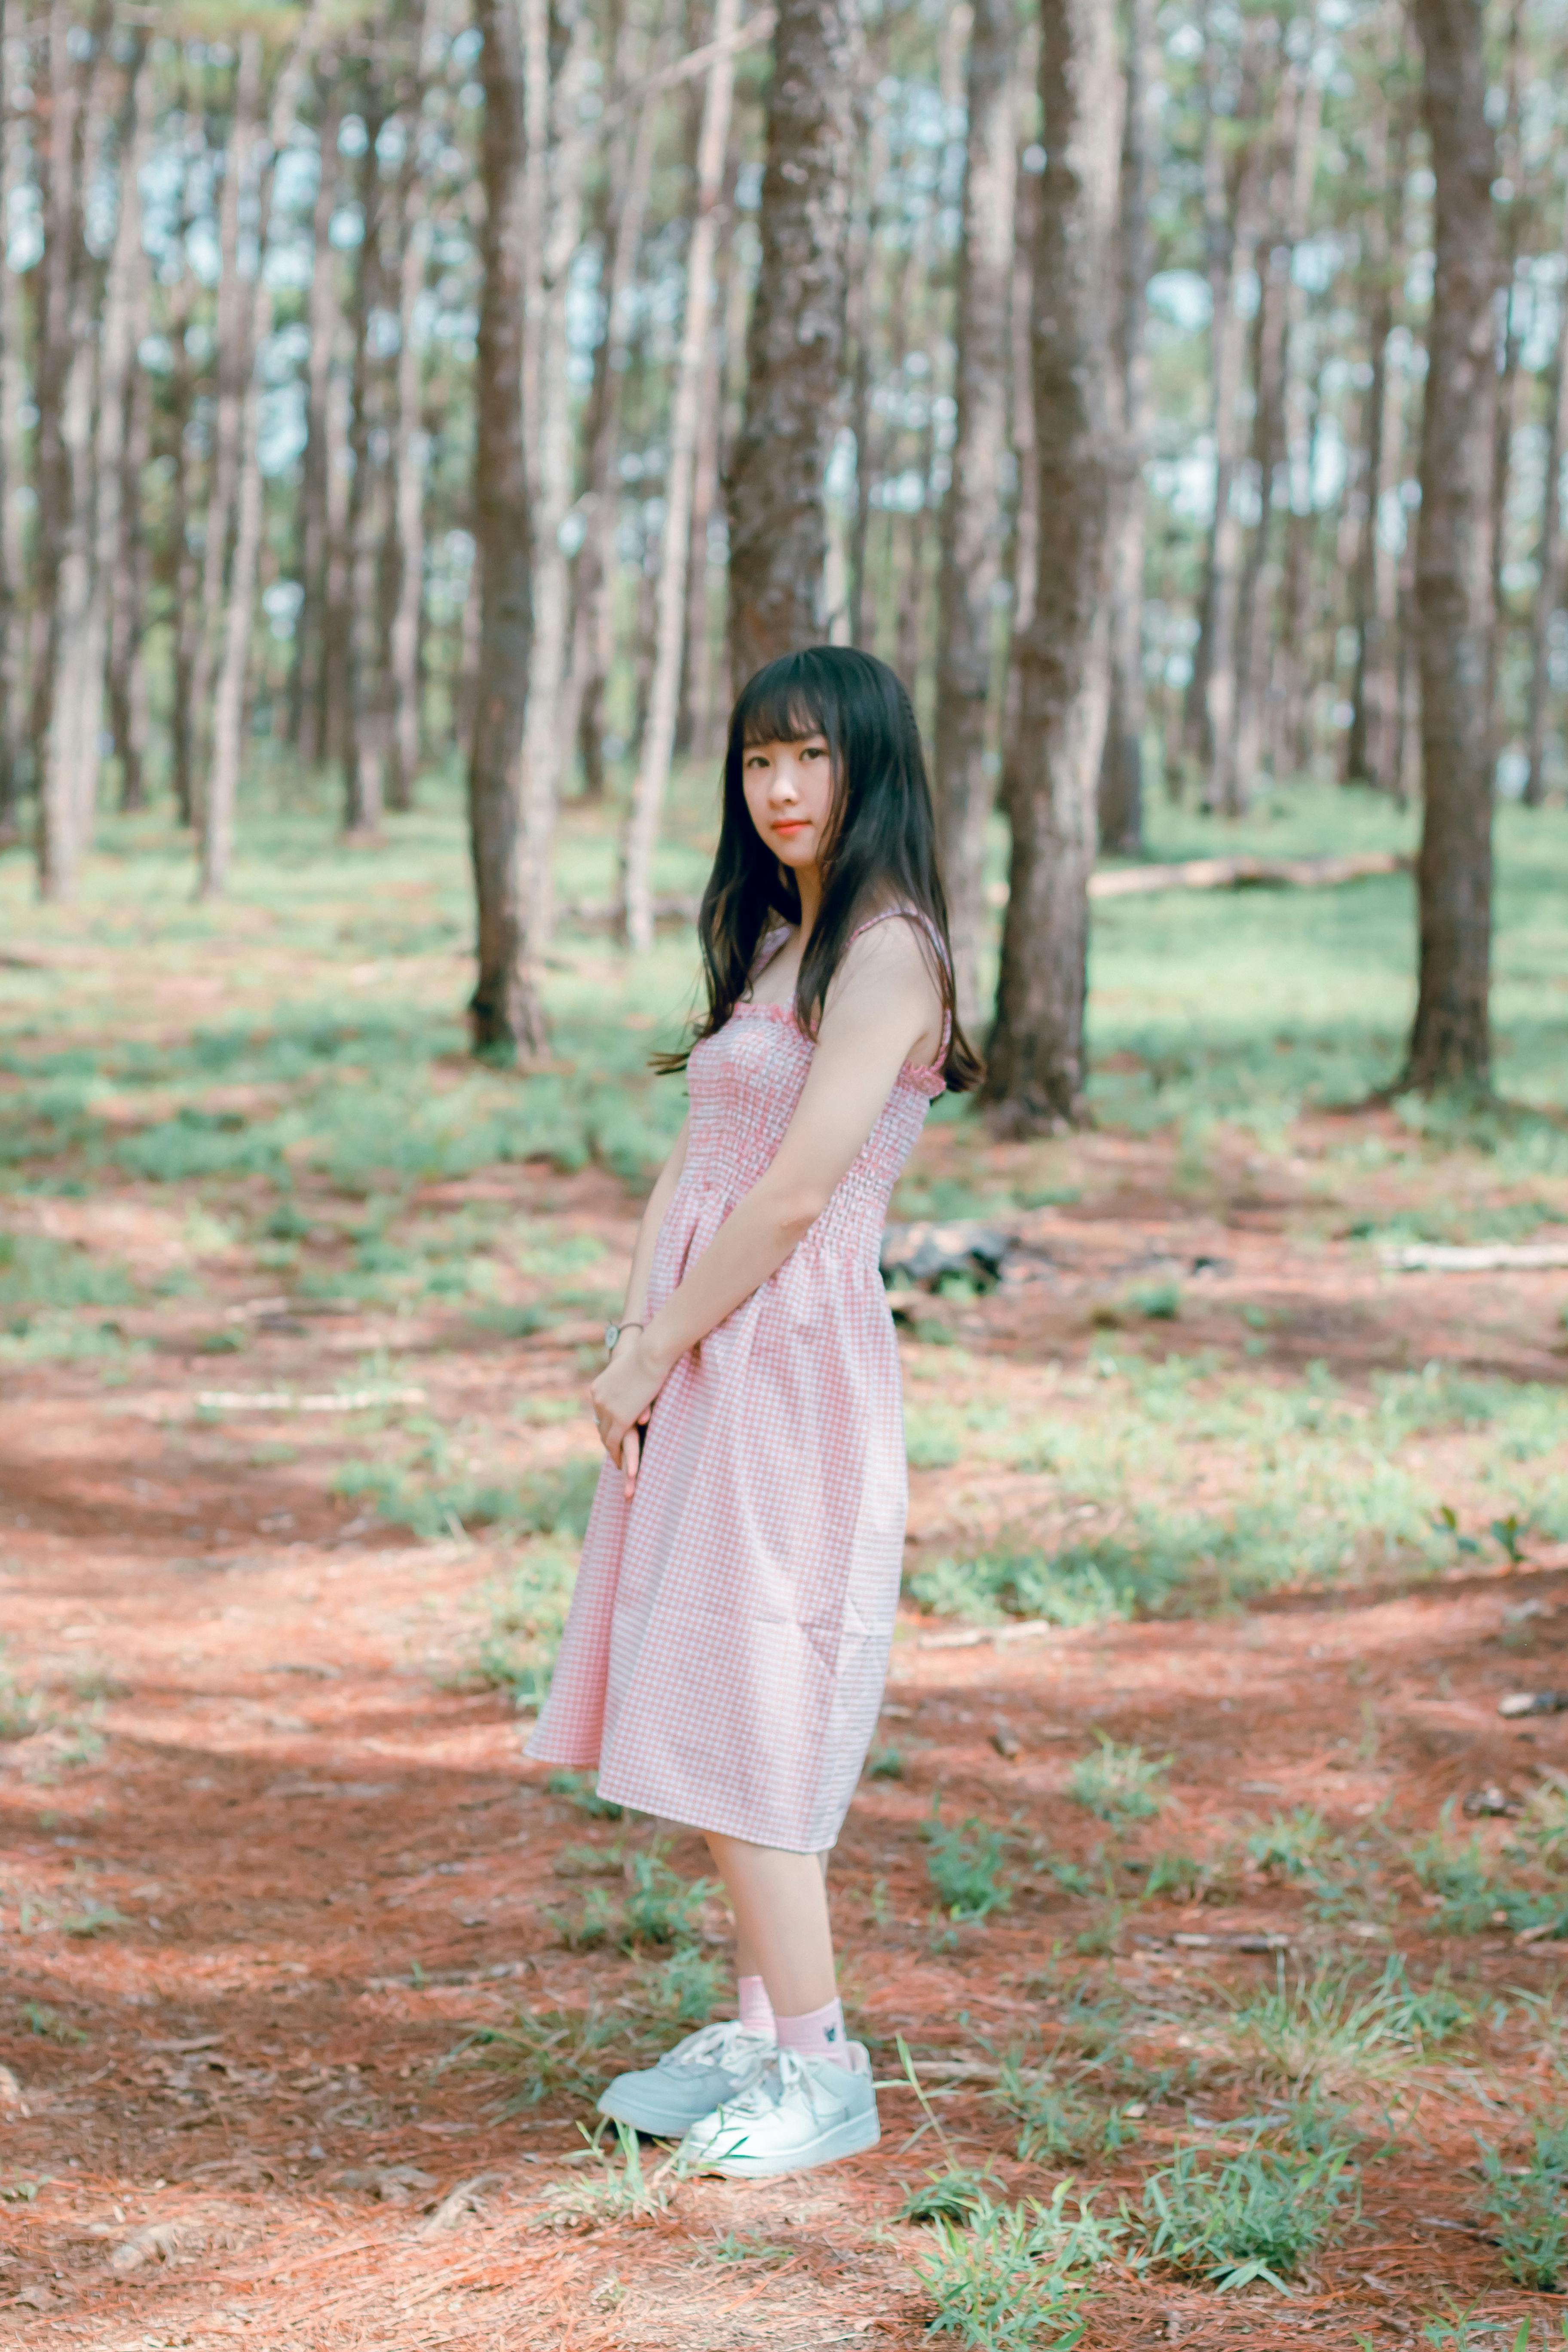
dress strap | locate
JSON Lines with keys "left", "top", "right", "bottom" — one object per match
{"left": 848, "top": 905, "right": 951, "bottom": 1068}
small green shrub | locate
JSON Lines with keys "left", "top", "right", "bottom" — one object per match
{"left": 992, "top": 2055, "right": 1094, "bottom": 2164}
{"left": 923, "top": 1816, "right": 1014, "bottom": 1920}
{"left": 1246, "top": 1807, "right": 1331, "bottom": 1876}
{"left": 620, "top": 1853, "right": 713, "bottom": 1948}
{"left": 0, "top": 1231, "right": 135, "bottom": 1308}
{"left": 545, "top": 1769, "right": 623, "bottom": 1819}
{"left": 644, "top": 1945, "right": 724, "bottom": 2026}
{"left": 1142, "top": 2140, "right": 1356, "bottom": 2292}
{"left": 1477, "top": 2116, "right": 1568, "bottom": 2291}
{"left": 918, "top": 2185, "right": 1118, "bottom": 2352}
{"left": 458, "top": 2004, "right": 640, "bottom": 2110}
{"left": 895, "top": 2166, "right": 1000, "bottom": 2225}
{"left": 1066, "top": 1736, "right": 1169, "bottom": 1823}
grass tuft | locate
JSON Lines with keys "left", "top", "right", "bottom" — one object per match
{"left": 1066, "top": 1736, "right": 1169, "bottom": 1823}
{"left": 1141, "top": 2139, "right": 1356, "bottom": 2292}
{"left": 917, "top": 2184, "right": 1118, "bottom": 2352}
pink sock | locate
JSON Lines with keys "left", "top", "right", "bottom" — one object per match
{"left": 775, "top": 1995, "right": 851, "bottom": 2068}
{"left": 737, "top": 1975, "right": 776, "bottom": 2037}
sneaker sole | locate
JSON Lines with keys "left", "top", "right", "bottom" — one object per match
{"left": 595, "top": 2086, "right": 711, "bottom": 2138}
{"left": 687, "top": 2105, "right": 881, "bottom": 2180}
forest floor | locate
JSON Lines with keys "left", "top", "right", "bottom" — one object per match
{"left": 3, "top": 777, "right": 1568, "bottom": 2349}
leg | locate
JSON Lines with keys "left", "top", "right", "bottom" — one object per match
{"left": 732, "top": 1847, "right": 830, "bottom": 1982}
{"left": 706, "top": 1832, "right": 836, "bottom": 2016}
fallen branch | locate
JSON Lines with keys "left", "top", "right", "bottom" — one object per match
{"left": 916, "top": 1617, "right": 1055, "bottom": 1652}
{"left": 192, "top": 1386, "right": 426, "bottom": 1414}
{"left": 1086, "top": 850, "right": 1411, "bottom": 900}
{"left": 1380, "top": 1242, "right": 1568, "bottom": 1273}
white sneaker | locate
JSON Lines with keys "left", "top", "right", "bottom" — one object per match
{"left": 677, "top": 2044, "right": 880, "bottom": 2179}
{"left": 596, "top": 2020, "right": 776, "bottom": 2137}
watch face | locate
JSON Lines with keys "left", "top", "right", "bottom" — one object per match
{"left": 603, "top": 1323, "right": 618, "bottom": 1350}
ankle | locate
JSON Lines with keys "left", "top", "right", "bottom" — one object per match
{"left": 775, "top": 1995, "right": 852, "bottom": 2068}
{"left": 737, "top": 1974, "right": 776, "bottom": 2037}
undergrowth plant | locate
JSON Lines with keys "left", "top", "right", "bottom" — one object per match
{"left": 542, "top": 2123, "right": 674, "bottom": 2230}
{"left": 1231, "top": 1954, "right": 1469, "bottom": 2095}
{"left": 917, "top": 2184, "right": 1119, "bottom": 2352}
{"left": 1476, "top": 2115, "right": 1568, "bottom": 2290}
{"left": 455, "top": 2004, "right": 646, "bottom": 2111}
{"left": 1066, "top": 1736, "right": 1169, "bottom": 1823}
{"left": 923, "top": 1814, "right": 1015, "bottom": 1920}
{"left": 1141, "top": 2139, "right": 1357, "bottom": 2292}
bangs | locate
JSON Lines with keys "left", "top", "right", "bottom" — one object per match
{"left": 733, "top": 656, "right": 837, "bottom": 749}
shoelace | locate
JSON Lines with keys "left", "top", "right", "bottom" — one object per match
{"left": 718, "top": 2046, "right": 830, "bottom": 2119}
{"left": 667, "top": 2022, "right": 774, "bottom": 2074}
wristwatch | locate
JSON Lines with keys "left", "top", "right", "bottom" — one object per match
{"left": 603, "top": 1320, "right": 644, "bottom": 1354}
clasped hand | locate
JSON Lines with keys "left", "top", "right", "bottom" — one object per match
{"left": 589, "top": 1329, "right": 667, "bottom": 1498}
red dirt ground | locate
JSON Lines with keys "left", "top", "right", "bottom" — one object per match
{"left": 4, "top": 1129, "right": 1568, "bottom": 2347}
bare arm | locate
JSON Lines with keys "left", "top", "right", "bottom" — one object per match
{"left": 618, "top": 1116, "right": 689, "bottom": 1328}
{"left": 590, "top": 919, "right": 941, "bottom": 1477}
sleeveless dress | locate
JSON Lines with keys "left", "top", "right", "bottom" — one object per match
{"left": 526, "top": 911, "right": 947, "bottom": 1853}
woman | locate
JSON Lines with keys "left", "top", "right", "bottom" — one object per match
{"left": 527, "top": 646, "right": 982, "bottom": 2177}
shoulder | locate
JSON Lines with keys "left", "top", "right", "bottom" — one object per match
{"left": 839, "top": 907, "right": 943, "bottom": 990}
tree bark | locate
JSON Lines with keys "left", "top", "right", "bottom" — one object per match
{"left": 621, "top": 0, "right": 739, "bottom": 950}
{"left": 1345, "top": 86, "right": 1408, "bottom": 790}
{"left": 1524, "top": 182, "right": 1568, "bottom": 808}
{"left": 188, "top": 34, "right": 263, "bottom": 862}
{"left": 109, "top": 349, "right": 151, "bottom": 811}
{"left": 1402, "top": 0, "right": 1500, "bottom": 1095}
{"left": 1182, "top": 23, "right": 1269, "bottom": 792}
{"left": 1485, "top": 0, "right": 1524, "bottom": 750}
{"left": 292, "top": 68, "right": 343, "bottom": 769}
{"left": 1221, "top": 57, "right": 1319, "bottom": 815}
{"left": 388, "top": 181, "right": 429, "bottom": 810}
{"left": 558, "top": 16, "right": 660, "bottom": 802}
{"left": 515, "top": 0, "right": 593, "bottom": 956}
{"left": 341, "top": 80, "right": 392, "bottom": 839}
{"left": 726, "top": 0, "right": 861, "bottom": 683}
{"left": 32, "top": 0, "right": 104, "bottom": 896}
{"left": 52, "top": 36, "right": 151, "bottom": 854}
{"left": 204, "top": 7, "right": 325, "bottom": 896}
{"left": 0, "top": 0, "right": 18, "bottom": 839}
{"left": 983, "top": 0, "right": 1121, "bottom": 1134}
{"left": 1096, "top": 0, "right": 1155, "bottom": 857}
{"left": 932, "top": 0, "right": 1016, "bottom": 1027}
{"left": 467, "top": 0, "right": 541, "bottom": 1057}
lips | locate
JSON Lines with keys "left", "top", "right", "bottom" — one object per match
{"left": 772, "top": 820, "right": 809, "bottom": 836}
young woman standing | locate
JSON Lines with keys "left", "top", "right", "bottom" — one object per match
{"left": 527, "top": 647, "right": 981, "bottom": 2177}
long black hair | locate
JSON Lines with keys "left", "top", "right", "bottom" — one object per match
{"left": 655, "top": 647, "right": 983, "bottom": 1093}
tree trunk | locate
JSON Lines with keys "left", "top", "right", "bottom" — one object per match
{"left": 1345, "top": 89, "right": 1408, "bottom": 790}
{"left": 168, "top": 266, "right": 201, "bottom": 830}
{"left": 467, "top": 0, "right": 542, "bottom": 1057}
{"left": 1485, "top": 0, "right": 1524, "bottom": 751}
{"left": 1524, "top": 182, "right": 1568, "bottom": 808}
{"left": 621, "top": 0, "right": 739, "bottom": 951}
{"left": 982, "top": 0, "right": 1121, "bottom": 1134}
{"left": 32, "top": 0, "right": 101, "bottom": 897}
{"left": 388, "top": 183, "right": 429, "bottom": 811}
{"left": 1096, "top": 0, "right": 1155, "bottom": 857}
{"left": 1221, "top": 58, "right": 1319, "bottom": 815}
{"left": 292, "top": 69, "right": 343, "bottom": 769}
{"left": 341, "top": 84, "right": 392, "bottom": 839}
{"left": 678, "top": 147, "right": 734, "bottom": 765}
{"left": 0, "top": 0, "right": 17, "bottom": 839}
{"left": 559, "top": 20, "right": 661, "bottom": 801}
{"left": 515, "top": 0, "right": 594, "bottom": 956}
{"left": 1402, "top": 0, "right": 1500, "bottom": 1096}
{"left": 52, "top": 37, "right": 152, "bottom": 854}
{"left": 109, "top": 354, "right": 151, "bottom": 811}
{"left": 1182, "top": 24, "right": 1268, "bottom": 786}
{"left": 204, "top": 7, "right": 324, "bottom": 896}
{"left": 932, "top": 0, "right": 1016, "bottom": 1026}
{"left": 726, "top": 0, "right": 861, "bottom": 683}
{"left": 188, "top": 34, "right": 263, "bottom": 861}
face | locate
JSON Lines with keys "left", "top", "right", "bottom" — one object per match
{"left": 741, "top": 733, "right": 835, "bottom": 874}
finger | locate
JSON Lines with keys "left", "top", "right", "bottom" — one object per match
{"left": 622, "top": 1423, "right": 640, "bottom": 1499}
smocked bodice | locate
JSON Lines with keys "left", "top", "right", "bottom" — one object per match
{"left": 673, "top": 1002, "right": 943, "bottom": 1269}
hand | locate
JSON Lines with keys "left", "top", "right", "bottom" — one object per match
{"left": 588, "top": 1328, "right": 668, "bottom": 1499}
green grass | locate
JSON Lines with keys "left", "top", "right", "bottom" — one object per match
{"left": 1066, "top": 1736, "right": 1169, "bottom": 1824}
{"left": 917, "top": 2184, "right": 1119, "bottom": 2352}
{"left": 1476, "top": 2116, "right": 1568, "bottom": 2290}
{"left": 1230, "top": 1956, "right": 1469, "bottom": 2096}
{"left": 1140, "top": 2139, "right": 1357, "bottom": 2293}
{"left": 922, "top": 1816, "right": 1015, "bottom": 1921}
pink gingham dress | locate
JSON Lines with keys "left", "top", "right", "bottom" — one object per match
{"left": 527, "top": 910, "right": 947, "bottom": 1851}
